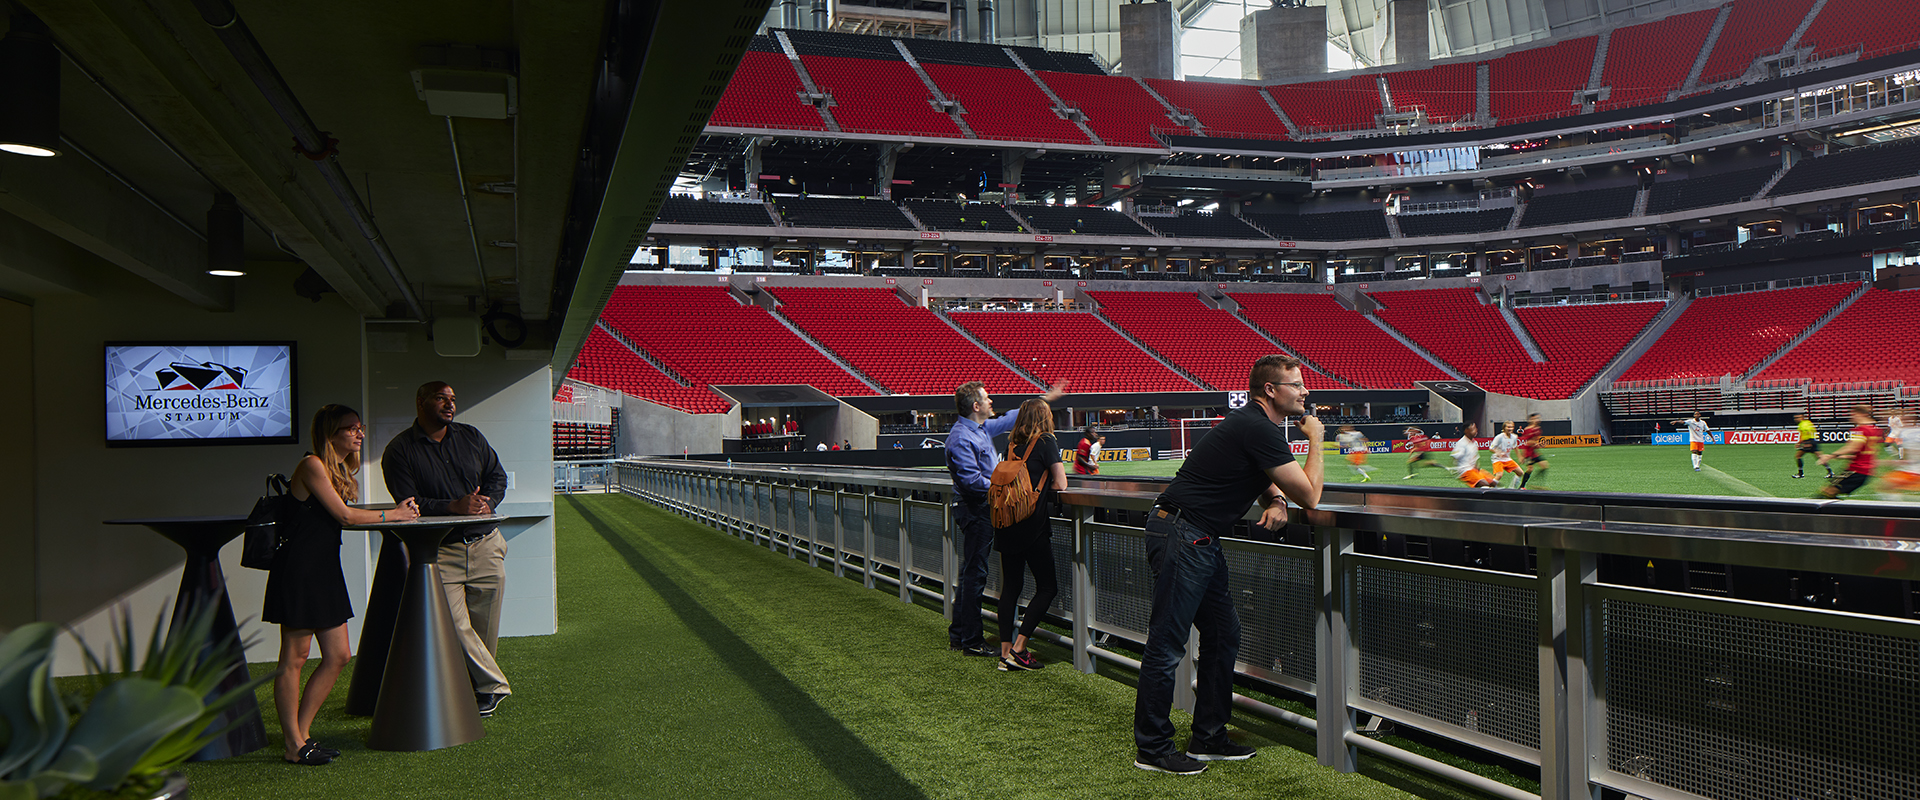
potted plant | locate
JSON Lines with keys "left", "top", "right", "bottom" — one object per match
{"left": 0, "top": 601, "right": 269, "bottom": 799}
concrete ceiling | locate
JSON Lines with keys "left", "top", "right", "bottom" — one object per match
{"left": 8, "top": 0, "right": 766, "bottom": 380}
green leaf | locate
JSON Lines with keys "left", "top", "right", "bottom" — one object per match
{"left": 0, "top": 624, "right": 61, "bottom": 779}
{"left": 0, "top": 779, "right": 33, "bottom": 800}
{"left": 24, "top": 746, "right": 94, "bottom": 798}
{"left": 61, "top": 681, "right": 199, "bottom": 792}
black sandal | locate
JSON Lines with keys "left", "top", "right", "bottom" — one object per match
{"left": 305, "top": 738, "right": 340, "bottom": 759}
{"left": 285, "top": 742, "right": 332, "bottom": 765}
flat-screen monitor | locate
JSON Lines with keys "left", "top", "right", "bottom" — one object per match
{"left": 105, "top": 341, "right": 298, "bottom": 447}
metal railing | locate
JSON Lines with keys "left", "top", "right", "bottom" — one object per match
{"left": 614, "top": 458, "right": 1920, "bottom": 800}
{"left": 555, "top": 459, "right": 620, "bottom": 494}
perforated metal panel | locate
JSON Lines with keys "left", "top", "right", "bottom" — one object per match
{"left": 870, "top": 498, "right": 901, "bottom": 567}
{"left": 839, "top": 495, "right": 865, "bottom": 555}
{"left": 755, "top": 485, "right": 771, "bottom": 529}
{"left": 1226, "top": 545, "right": 1317, "bottom": 686}
{"left": 790, "top": 489, "right": 811, "bottom": 546}
{"left": 1091, "top": 527, "right": 1154, "bottom": 640}
{"left": 906, "top": 502, "right": 944, "bottom": 576}
{"left": 816, "top": 494, "right": 837, "bottom": 553}
{"left": 772, "top": 487, "right": 791, "bottom": 536}
{"left": 1354, "top": 563, "right": 1539, "bottom": 752}
{"left": 1601, "top": 596, "right": 1920, "bottom": 800}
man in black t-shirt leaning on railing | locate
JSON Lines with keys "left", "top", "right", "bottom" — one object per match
{"left": 1133, "top": 354, "right": 1324, "bottom": 776}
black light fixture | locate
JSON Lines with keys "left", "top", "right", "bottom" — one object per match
{"left": 206, "top": 193, "right": 245, "bottom": 276}
{"left": 0, "top": 14, "right": 60, "bottom": 158}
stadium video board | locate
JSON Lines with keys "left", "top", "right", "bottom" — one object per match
{"left": 105, "top": 341, "right": 298, "bottom": 447}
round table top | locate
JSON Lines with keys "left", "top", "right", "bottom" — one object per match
{"left": 342, "top": 513, "right": 507, "bottom": 531}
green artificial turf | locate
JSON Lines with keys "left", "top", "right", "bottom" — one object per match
{"left": 178, "top": 494, "right": 1507, "bottom": 800}
{"left": 1101, "top": 442, "right": 1911, "bottom": 500}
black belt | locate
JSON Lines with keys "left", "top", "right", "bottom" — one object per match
{"left": 443, "top": 529, "right": 494, "bottom": 546}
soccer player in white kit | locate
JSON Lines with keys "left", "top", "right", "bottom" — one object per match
{"left": 1448, "top": 423, "right": 1498, "bottom": 488}
{"left": 1488, "top": 422, "right": 1523, "bottom": 488}
{"left": 1335, "top": 426, "right": 1375, "bottom": 482}
{"left": 1884, "top": 411, "right": 1920, "bottom": 499}
{"left": 1682, "top": 412, "right": 1711, "bottom": 471}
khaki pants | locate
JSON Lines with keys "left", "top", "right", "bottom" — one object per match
{"left": 438, "top": 530, "right": 510, "bottom": 694}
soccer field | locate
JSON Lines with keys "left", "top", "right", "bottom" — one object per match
{"left": 1096, "top": 443, "right": 1909, "bottom": 500}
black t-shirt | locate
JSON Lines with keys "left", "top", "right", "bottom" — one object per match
{"left": 1157, "top": 405, "right": 1297, "bottom": 539}
{"left": 1009, "top": 432, "right": 1062, "bottom": 494}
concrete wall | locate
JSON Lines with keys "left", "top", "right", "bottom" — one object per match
{"left": 0, "top": 298, "right": 34, "bottom": 629}
{"left": 1390, "top": 0, "right": 1429, "bottom": 65}
{"left": 1119, "top": 2, "right": 1180, "bottom": 80}
{"left": 360, "top": 328, "right": 558, "bottom": 641}
{"left": 17, "top": 262, "right": 366, "bottom": 671}
{"left": 619, "top": 394, "right": 736, "bottom": 456}
{"left": 1486, "top": 392, "right": 1573, "bottom": 429}
{"left": 1241, "top": 6, "right": 1327, "bottom": 81}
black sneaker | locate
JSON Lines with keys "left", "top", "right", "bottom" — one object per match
{"left": 998, "top": 650, "right": 1042, "bottom": 671}
{"left": 1134, "top": 751, "right": 1208, "bottom": 775}
{"left": 476, "top": 693, "right": 505, "bottom": 717}
{"left": 953, "top": 643, "right": 995, "bottom": 657}
{"left": 1186, "top": 739, "right": 1257, "bottom": 761}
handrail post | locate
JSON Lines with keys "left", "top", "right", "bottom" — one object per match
{"left": 1071, "top": 503, "right": 1094, "bottom": 674}
{"left": 806, "top": 487, "right": 821, "bottom": 569}
{"left": 1316, "top": 524, "right": 1358, "bottom": 772}
{"left": 897, "top": 491, "right": 912, "bottom": 604}
{"left": 941, "top": 491, "right": 956, "bottom": 620}
{"left": 832, "top": 487, "right": 847, "bottom": 579}
{"left": 862, "top": 487, "right": 877, "bottom": 590}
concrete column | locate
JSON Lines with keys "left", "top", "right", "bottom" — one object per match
{"left": 743, "top": 139, "right": 763, "bottom": 198}
{"left": 877, "top": 143, "right": 905, "bottom": 200}
{"left": 1241, "top": 5, "right": 1326, "bottom": 80}
{"left": 978, "top": 0, "right": 997, "bottom": 43}
{"left": 779, "top": 0, "right": 798, "bottom": 29}
{"left": 950, "top": 0, "right": 970, "bottom": 41}
{"left": 1001, "top": 149, "right": 1026, "bottom": 202}
{"left": 811, "top": 0, "right": 827, "bottom": 30}
{"left": 1389, "top": 0, "right": 1428, "bottom": 65}
{"left": 1120, "top": 1, "right": 1180, "bottom": 80}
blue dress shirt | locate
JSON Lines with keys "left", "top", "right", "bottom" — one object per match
{"left": 946, "top": 412, "right": 1017, "bottom": 498}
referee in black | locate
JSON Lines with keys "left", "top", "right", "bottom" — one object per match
{"left": 1133, "top": 354, "right": 1324, "bottom": 775}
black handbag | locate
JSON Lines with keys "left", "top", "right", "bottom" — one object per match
{"left": 241, "top": 473, "right": 294, "bottom": 570}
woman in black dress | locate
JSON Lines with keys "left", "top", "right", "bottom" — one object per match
{"left": 994, "top": 399, "right": 1069, "bottom": 671}
{"left": 265, "top": 405, "right": 419, "bottom": 765}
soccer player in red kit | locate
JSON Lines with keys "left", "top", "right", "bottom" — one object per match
{"left": 1516, "top": 413, "right": 1549, "bottom": 489}
{"left": 1819, "top": 404, "right": 1883, "bottom": 499}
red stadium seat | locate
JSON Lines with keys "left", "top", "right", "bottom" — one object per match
{"left": 1230, "top": 292, "right": 1448, "bottom": 389}
{"left": 1090, "top": 291, "right": 1343, "bottom": 391}
{"left": 1621, "top": 283, "right": 1859, "bottom": 383}
{"left": 768, "top": 287, "right": 1034, "bottom": 395}
{"left": 1754, "top": 287, "right": 1920, "bottom": 385}
{"left": 946, "top": 311, "right": 1197, "bottom": 393}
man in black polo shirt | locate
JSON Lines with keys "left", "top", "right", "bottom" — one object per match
{"left": 1133, "top": 354, "right": 1323, "bottom": 775}
{"left": 382, "top": 381, "right": 513, "bottom": 717}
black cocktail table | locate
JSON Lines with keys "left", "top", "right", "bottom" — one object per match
{"left": 104, "top": 516, "right": 268, "bottom": 761}
{"left": 342, "top": 514, "right": 505, "bottom": 752}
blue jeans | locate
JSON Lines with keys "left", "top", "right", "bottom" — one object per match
{"left": 948, "top": 496, "right": 993, "bottom": 648}
{"left": 1133, "top": 513, "right": 1242, "bottom": 757}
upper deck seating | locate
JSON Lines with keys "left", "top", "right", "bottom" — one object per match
{"left": 768, "top": 287, "right": 1034, "bottom": 394}
{"left": 1798, "top": 0, "right": 1920, "bottom": 62}
{"left": 1754, "top": 287, "right": 1920, "bottom": 383}
{"left": 947, "top": 312, "right": 1198, "bottom": 392}
{"left": 1384, "top": 62, "right": 1478, "bottom": 123}
{"left": 655, "top": 195, "right": 776, "bottom": 226}
{"left": 1091, "top": 292, "right": 1344, "bottom": 390}
{"left": 1036, "top": 71, "right": 1169, "bottom": 148}
{"left": 1145, "top": 79, "right": 1290, "bottom": 140}
{"left": 920, "top": 62, "right": 1092, "bottom": 144}
{"left": 1488, "top": 36, "right": 1598, "bottom": 124}
{"left": 568, "top": 327, "right": 734, "bottom": 414}
{"left": 772, "top": 196, "right": 917, "bottom": 230}
{"left": 1697, "top": 0, "right": 1819, "bottom": 84}
{"left": 1267, "top": 75, "right": 1384, "bottom": 135}
{"left": 710, "top": 49, "right": 828, "bottom": 131}
{"left": 1620, "top": 283, "right": 1859, "bottom": 381}
{"left": 799, "top": 54, "right": 963, "bottom": 138}
{"left": 1231, "top": 292, "right": 1449, "bottom": 388}
{"left": 1597, "top": 8, "right": 1719, "bottom": 111}
{"left": 600, "top": 285, "right": 875, "bottom": 396}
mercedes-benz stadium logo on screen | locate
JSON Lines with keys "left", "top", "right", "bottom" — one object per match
{"left": 153, "top": 360, "right": 249, "bottom": 391}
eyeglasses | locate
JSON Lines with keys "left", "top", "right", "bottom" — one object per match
{"left": 337, "top": 425, "right": 366, "bottom": 436}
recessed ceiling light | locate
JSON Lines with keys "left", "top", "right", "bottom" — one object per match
{"left": 207, "top": 269, "right": 246, "bottom": 277}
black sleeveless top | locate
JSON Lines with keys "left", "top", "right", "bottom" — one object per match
{"left": 261, "top": 476, "right": 353, "bottom": 630}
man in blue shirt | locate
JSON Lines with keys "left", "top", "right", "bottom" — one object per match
{"left": 945, "top": 378, "right": 1067, "bottom": 655}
